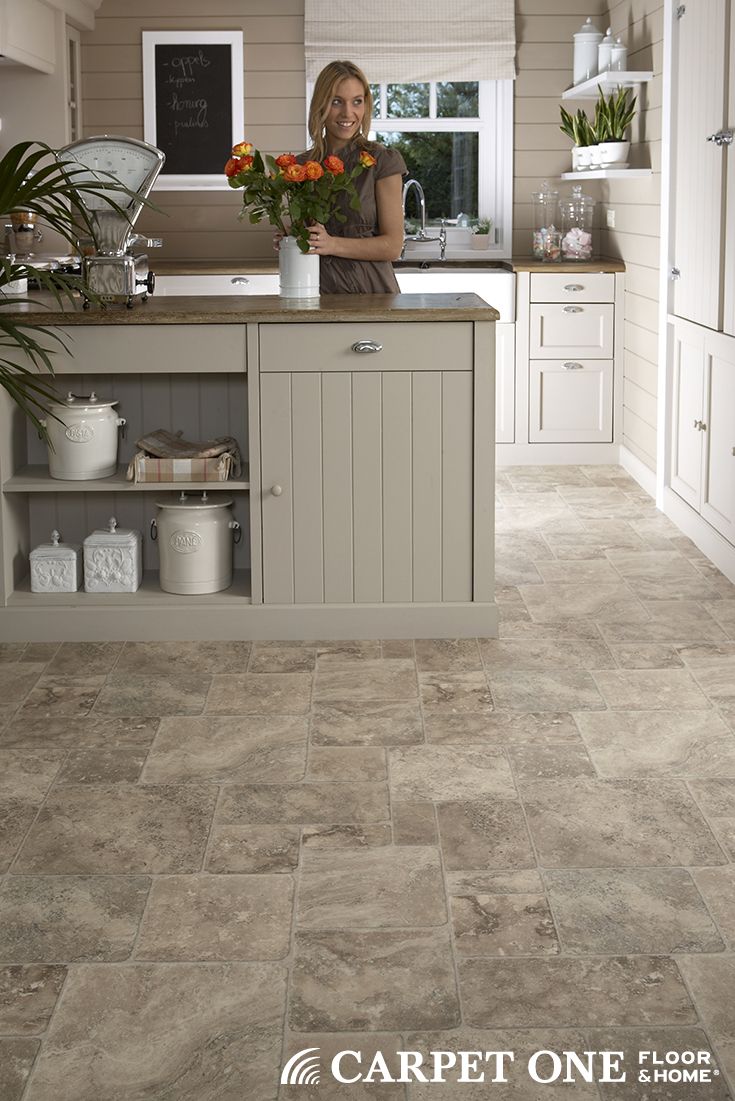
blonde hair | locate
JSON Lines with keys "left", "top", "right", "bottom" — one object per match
{"left": 308, "top": 60, "right": 373, "bottom": 162}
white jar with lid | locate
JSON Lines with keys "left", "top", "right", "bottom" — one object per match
{"left": 151, "top": 492, "right": 241, "bottom": 594}
{"left": 40, "top": 392, "right": 126, "bottom": 480}
{"left": 598, "top": 27, "right": 614, "bottom": 73}
{"left": 611, "top": 36, "right": 627, "bottom": 71}
{"left": 573, "top": 17, "right": 603, "bottom": 84}
{"left": 30, "top": 530, "right": 82, "bottom": 593}
{"left": 84, "top": 517, "right": 142, "bottom": 593}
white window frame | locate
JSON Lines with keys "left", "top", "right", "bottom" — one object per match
{"left": 307, "top": 78, "right": 514, "bottom": 259}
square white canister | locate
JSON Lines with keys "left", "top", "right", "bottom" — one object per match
{"left": 30, "top": 530, "right": 82, "bottom": 593}
{"left": 84, "top": 517, "right": 142, "bottom": 593}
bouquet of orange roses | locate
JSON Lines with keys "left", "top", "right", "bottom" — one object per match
{"left": 224, "top": 141, "right": 375, "bottom": 254}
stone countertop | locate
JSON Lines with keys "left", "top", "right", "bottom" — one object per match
{"left": 154, "top": 257, "right": 625, "bottom": 275}
{"left": 2, "top": 292, "right": 498, "bottom": 325}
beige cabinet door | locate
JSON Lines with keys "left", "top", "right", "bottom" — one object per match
{"left": 529, "top": 303, "right": 614, "bottom": 359}
{"left": 701, "top": 329, "right": 735, "bottom": 544}
{"left": 259, "top": 369, "right": 474, "bottom": 605}
{"left": 670, "top": 318, "right": 706, "bottom": 511}
{"left": 529, "top": 359, "right": 613, "bottom": 443}
{"left": 672, "top": 0, "right": 729, "bottom": 330}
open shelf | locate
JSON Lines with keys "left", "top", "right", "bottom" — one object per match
{"left": 560, "top": 168, "right": 653, "bottom": 180}
{"left": 562, "top": 71, "right": 653, "bottom": 99}
{"left": 4, "top": 464, "right": 250, "bottom": 493}
{"left": 8, "top": 569, "right": 252, "bottom": 607}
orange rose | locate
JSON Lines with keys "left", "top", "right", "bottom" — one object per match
{"left": 224, "top": 157, "right": 245, "bottom": 178}
{"left": 275, "top": 153, "right": 297, "bottom": 168}
{"left": 231, "top": 141, "right": 253, "bottom": 156}
{"left": 282, "top": 162, "right": 307, "bottom": 182}
{"left": 359, "top": 151, "right": 377, "bottom": 168}
{"left": 323, "top": 155, "right": 345, "bottom": 175}
{"left": 303, "top": 160, "right": 324, "bottom": 180}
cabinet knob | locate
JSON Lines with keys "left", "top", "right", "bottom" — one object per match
{"left": 270, "top": 484, "right": 283, "bottom": 497}
{"left": 563, "top": 362, "right": 584, "bottom": 370}
{"left": 700, "top": 422, "right": 707, "bottom": 432}
{"left": 563, "top": 284, "right": 584, "bottom": 292}
{"left": 351, "top": 340, "right": 383, "bottom": 353}
{"left": 562, "top": 305, "right": 583, "bottom": 313}
{"left": 694, "top": 418, "right": 700, "bottom": 429}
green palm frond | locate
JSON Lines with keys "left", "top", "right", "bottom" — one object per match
{"left": 1, "top": 140, "right": 159, "bottom": 440}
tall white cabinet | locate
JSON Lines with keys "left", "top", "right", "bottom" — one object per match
{"left": 667, "top": 0, "right": 735, "bottom": 574}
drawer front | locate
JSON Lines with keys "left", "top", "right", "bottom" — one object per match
{"left": 530, "top": 273, "right": 615, "bottom": 303}
{"left": 50, "top": 325, "right": 247, "bottom": 374}
{"left": 259, "top": 322, "right": 473, "bottom": 372}
{"left": 530, "top": 302, "right": 614, "bottom": 359}
{"left": 529, "top": 359, "right": 613, "bottom": 443}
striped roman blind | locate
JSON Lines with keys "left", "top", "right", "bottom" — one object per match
{"left": 304, "top": 0, "right": 516, "bottom": 83}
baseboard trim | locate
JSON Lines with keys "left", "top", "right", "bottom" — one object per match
{"left": 496, "top": 442, "right": 620, "bottom": 465}
{"left": 662, "top": 488, "right": 735, "bottom": 583}
{"left": 619, "top": 445, "right": 657, "bottom": 498}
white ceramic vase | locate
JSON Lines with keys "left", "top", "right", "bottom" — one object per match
{"left": 278, "top": 235, "right": 320, "bottom": 299}
{"left": 573, "top": 146, "right": 593, "bottom": 171}
{"left": 470, "top": 233, "right": 491, "bottom": 250}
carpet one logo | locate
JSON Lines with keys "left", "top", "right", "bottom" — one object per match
{"left": 280, "top": 1048, "right": 322, "bottom": 1086}
{"left": 280, "top": 1047, "right": 722, "bottom": 1088}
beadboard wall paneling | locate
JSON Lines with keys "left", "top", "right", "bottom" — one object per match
{"left": 512, "top": 0, "right": 607, "bottom": 256}
{"left": 80, "top": 0, "right": 307, "bottom": 262}
{"left": 599, "top": 0, "right": 665, "bottom": 474}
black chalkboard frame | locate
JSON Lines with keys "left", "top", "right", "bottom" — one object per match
{"left": 142, "top": 30, "right": 244, "bottom": 190}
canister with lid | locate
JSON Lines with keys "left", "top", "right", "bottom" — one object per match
{"left": 597, "top": 27, "right": 614, "bottom": 73}
{"left": 84, "top": 516, "right": 142, "bottom": 593}
{"left": 151, "top": 492, "right": 241, "bottom": 595}
{"left": 573, "top": 17, "right": 603, "bottom": 85}
{"left": 30, "top": 530, "right": 82, "bottom": 593}
{"left": 40, "top": 392, "right": 126, "bottom": 480}
{"left": 560, "top": 184, "right": 596, "bottom": 260}
{"left": 531, "top": 181, "right": 561, "bottom": 261}
{"left": 611, "top": 36, "right": 628, "bottom": 71}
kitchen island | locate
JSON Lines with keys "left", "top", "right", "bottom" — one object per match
{"left": 0, "top": 292, "right": 498, "bottom": 641}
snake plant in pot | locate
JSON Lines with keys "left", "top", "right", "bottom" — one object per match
{"left": 0, "top": 141, "right": 138, "bottom": 439}
{"left": 592, "top": 87, "right": 637, "bottom": 168}
{"left": 559, "top": 106, "right": 597, "bottom": 171}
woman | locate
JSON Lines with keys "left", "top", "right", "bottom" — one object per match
{"left": 296, "top": 60, "right": 407, "bottom": 294}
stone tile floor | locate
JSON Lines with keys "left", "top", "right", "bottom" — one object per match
{"left": 1, "top": 464, "right": 734, "bottom": 1099}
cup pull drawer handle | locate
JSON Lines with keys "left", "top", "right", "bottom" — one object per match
{"left": 351, "top": 340, "right": 383, "bottom": 353}
{"left": 562, "top": 305, "right": 583, "bottom": 313}
{"left": 563, "top": 362, "right": 584, "bottom": 370}
{"left": 564, "top": 284, "right": 584, "bottom": 292}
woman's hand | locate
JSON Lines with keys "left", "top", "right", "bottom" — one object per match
{"left": 307, "top": 222, "right": 335, "bottom": 255}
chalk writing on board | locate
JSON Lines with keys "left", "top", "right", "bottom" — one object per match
{"left": 154, "top": 43, "right": 232, "bottom": 175}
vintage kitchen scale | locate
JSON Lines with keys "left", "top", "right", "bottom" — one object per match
{"left": 56, "top": 134, "right": 165, "bottom": 308}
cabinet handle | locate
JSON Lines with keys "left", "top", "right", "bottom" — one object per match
{"left": 351, "top": 340, "right": 383, "bottom": 353}
{"left": 562, "top": 305, "right": 583, "bottom": 313}
{"left": 563, "top": 362, "right": 584, "bottom": 370}
{"left": 700, "top": 422, "right": 707, "bottom": 431}
{"left": 564, "top": 284, "right": 584, "bottom": 292}
{"left": 270, "top": 484, "right": 283, "bottom": 497}
{"left": 694, "top": 418, "right": 700, "bottom": 429}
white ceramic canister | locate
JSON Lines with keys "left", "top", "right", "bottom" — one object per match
{"left": 278, "top": 235, "right": 320, "bottom": 299}
{"left": 151, "top": 492, "right": 241, "bottom": 594}
{"left": 30, "top": 529, "right": 82, "bottom": 593}
{"left": 598, "top": 27, "right": 614, "bottom": 73}
{"left": 573, "top": 17, "right": 603, "bottom": 84}
{"left": 84, "top": 517, "right": 142, "bottom": 593}
{"left": 40, "top": 392, "right": 126, "bottom": 480}
{"left": 610, "top": 36, "right": 628, "bottom": 71}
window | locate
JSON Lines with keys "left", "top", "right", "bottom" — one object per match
{"left": 368, "top": 79, "right": 513, "bottom": 257}
{"left": 66, "top": 26, "right": 83, "bottom": 143}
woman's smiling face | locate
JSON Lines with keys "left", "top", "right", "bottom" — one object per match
{"left": 323, "top": 77, "right": 366, "bottom": 151}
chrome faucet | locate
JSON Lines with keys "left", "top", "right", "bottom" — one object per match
{"left": 400, "top": 178, "right": 446, "bottom": 260}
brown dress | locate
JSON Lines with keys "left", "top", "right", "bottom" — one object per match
{"left": 300, "top": 141, "right": 407, "bottom": 294}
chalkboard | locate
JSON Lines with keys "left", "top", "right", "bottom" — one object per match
{"left": 142, "top": 31, "right": 244, "bottom": 190}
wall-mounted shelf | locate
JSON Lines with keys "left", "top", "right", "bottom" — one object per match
{"left": 560, "top": 168, "right": 653, "bottom": 180}
{"left": 3, "top": 465, "right": 250, "bottom": 493}
{"left": 562, "top": 71, "right": 653, "bottom": 100}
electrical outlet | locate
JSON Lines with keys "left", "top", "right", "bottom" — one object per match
{"left": 606, "top": 209, "right": 616, "bottom": 229}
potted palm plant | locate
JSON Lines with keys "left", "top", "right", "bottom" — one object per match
{"left": 559, "top": 106, "right": 596, "bottom": 171}
{"left": 592, "top": 87, "right": 636, "bottom": 168}
{"left": 1, "top": 140, "right": 137, "bottom": 438}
